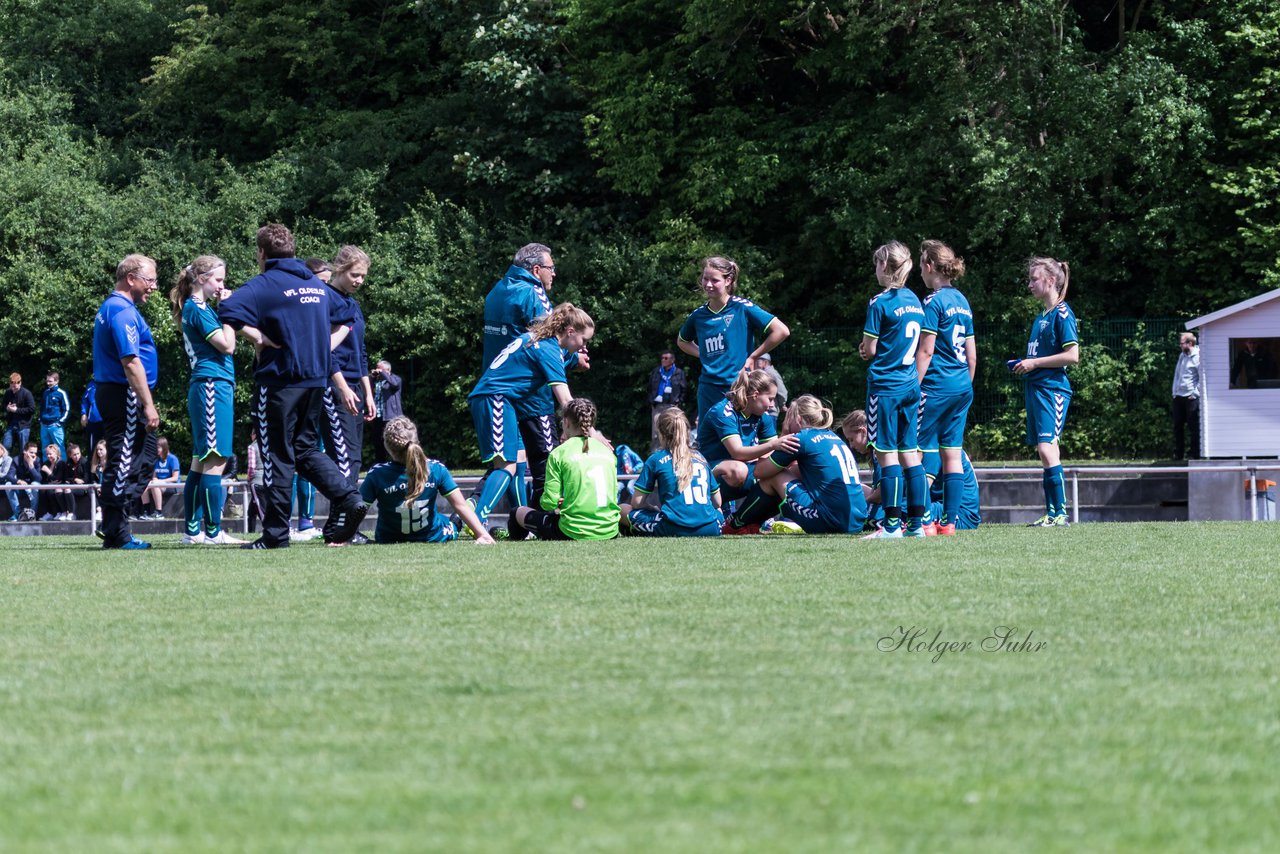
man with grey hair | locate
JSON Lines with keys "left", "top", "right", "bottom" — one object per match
{"left": 93, "top": 253, "right": 161, "bottom": 549}
{"left": 368, "top": 359, "right": 403, "bottom": 463}
{"left": 475, "top": 243, "right": 585, "bottom": 531}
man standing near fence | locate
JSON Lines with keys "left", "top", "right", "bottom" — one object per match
{"left": 1171, "top": 331, "right": 1200, "bottom": 460}
{"left": 93, "top": 254, "right": 161, "bottom": 549}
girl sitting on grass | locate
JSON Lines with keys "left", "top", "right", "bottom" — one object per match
{"left": 359, "top": 416, "right": 494, "bottom": 545}
{"left": 620, "top": 407, "right": 722, "bottom": 537}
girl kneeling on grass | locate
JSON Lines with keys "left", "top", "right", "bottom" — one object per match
{"left": 359, "top": 416, "right": 494, "bottom": 545}
{"left": 511, "top": 399, "right": 619, "bottom": 541}
{"left": 724, "top": 395, "right": 867, "bottom": 535}
{"left": 620, "top": 407, "right": 722, "bottom": 537}
{"left": 697, "top": 369, "right": 798, "bottom": 503}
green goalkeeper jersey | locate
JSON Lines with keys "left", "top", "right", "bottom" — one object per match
{"left": 541, "top": 436, "right": 620, "bottom": 540}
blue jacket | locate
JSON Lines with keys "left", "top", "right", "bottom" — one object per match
{"left": 81, "top": 381, "right": 102, "bottom": 424}
{"left": 41, "top": 385, "right": 70, "bottom": 426}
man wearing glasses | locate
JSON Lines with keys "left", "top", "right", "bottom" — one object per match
{"left": 478, "top": 243, "right": 585, "bottom": 524}
{"left": 92, "top": 254, "right": 161, "bottom": 549}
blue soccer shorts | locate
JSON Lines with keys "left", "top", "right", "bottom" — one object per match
{"left": 627, "top": 507, "right": 723, "bottom": 537}
{"left": 470, "top": 395, "right": 520, "bottom": 464}
{"left": 188, "top": 379, "right": 235, "bottom": 459}
{"left": 867, "top": 387, "right": 920, "bottom": 453}
{"left": 917, "top": 387, "right": 972, "bottom": 451}
{"left": 1024, "top": 385, "right": 1071, "bottom": 446}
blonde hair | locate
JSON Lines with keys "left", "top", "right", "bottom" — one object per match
{"left": 90, "top": 440, "right": 108, "bottom": 475}
{"left": 562, "top": 398, "right": 598, "bottom": 453}
{"left": 873, "top": 241, "right": 912, "bottom": 288}
{"left": 701, "top": 256, "right": 740, "bottom": 295}
{"left": 655, "top": 407, "right": 696, "bottom": 492}
{"left": 726, "top": 369, "right": 777, "bottom": 413}
{"left": 919, "top": 240, "right": 965, "bottom": 280}
{"left": 787, "top": 394, "right": 834, "bottom": 430}
{"left": 169, "top": 255, "right": 226, "bottom": 325}
{"left": 1028, "top": 256, "right": 1070, "bottom": 300}
{"left": 529, "top": 302, "right": 594, "bottom": 343}
{"left": 383, "top": 416, "right": 429, "bottom": 502}
{"left": 839, "top": 409, "right": 867, "bottom": 439}
{"left": 332, "top": 245, "right": 370, "bottom": 277}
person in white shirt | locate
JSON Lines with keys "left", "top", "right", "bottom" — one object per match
{"left": 1172, "top": 332, "right": 1200, "bottom": 459}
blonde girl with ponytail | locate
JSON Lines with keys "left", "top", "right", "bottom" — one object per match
{"left": 359, "top": 416, "right": 494, "bottom": 544}
{"left": 510, "top": 398, "right": 619, "bottom": 541}
{"left": 723, "top": 394, "right": 868, "bottom": 535}
{"left": 696, "top": 369, "right": 799, "bottom": 504}
{"left": 619, "top": 407, "right": 723, "bottom": 537}
{"left": 1013, "top": 256, "right": 1079, "bottom": 527}
{"left": 467, "top": 302, "right": 595, "bottom": 531}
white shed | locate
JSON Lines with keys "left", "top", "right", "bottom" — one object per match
{"left": 1186, "top": 287, "right": 1280, "bottom": 457}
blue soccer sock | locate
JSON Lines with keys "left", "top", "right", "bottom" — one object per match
{"left": 905, "top": 464, "right": 928, "bottom": 525}
{"left": 880, "top": 465, "right": 904, "bottom": 530}
{"left": 511, "top": 461, "right": 528, "bottom": 508}
{"left": 1043, "top": 465, "right": 1065, "bottom": 517}
{"left": 475, "top": 468, "right": 513, "bottom": 525}
{"left": 183, "top": 475, "right": 202, "bottom": 536}
{"left": 943, "top": 472, "right": 964, "bottom": 526}
{"left": 730, "top": 482, "right": 778, "bottom": 528}
{"left": 201, "top": 472, "right": 225, "bottom": 537}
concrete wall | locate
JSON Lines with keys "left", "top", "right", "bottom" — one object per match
{"left": 1189, "top": 459, "right": 1280, "bottom": 521}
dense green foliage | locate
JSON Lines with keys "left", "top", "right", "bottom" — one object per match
{"left": 0, "top": 1, "right": 1274, "bottom": 461}
{"left": 3, "top": 525, "right": 1280, "bottom": 849}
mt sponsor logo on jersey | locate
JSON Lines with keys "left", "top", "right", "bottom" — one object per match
{"left": 704, "top": 333, "right": 727, "bottom": 353}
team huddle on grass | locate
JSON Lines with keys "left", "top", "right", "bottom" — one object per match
{"left": 91, "top": 227, "right": 1078, "bottom": 548}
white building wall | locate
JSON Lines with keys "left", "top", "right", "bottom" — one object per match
{"left": 1197, "top": 304, "right": 1280, "bottom": 457}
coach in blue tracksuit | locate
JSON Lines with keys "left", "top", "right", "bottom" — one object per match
{"left": 218, "top": 223, "right": 368, "bottom": 550}
{"left": 92, "top": 255, "right": 161, "bottom": 549}
{"left": 40, "top": 371, "right": 71, "bottom": 460}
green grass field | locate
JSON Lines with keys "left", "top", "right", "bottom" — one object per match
{"left": 2, "top": 524, "right": 1278, "bottom": 852}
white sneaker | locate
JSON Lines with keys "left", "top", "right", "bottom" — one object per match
{"left": 289, "top": 527, "right": 322, "bottom": 542}
{"left": 180, "top": 532, "right": 207, "bottom": 545}
{"left": 862, "top": 527, "right": 904, "bottom": 540}
{"left": 57, "top": 513, "right": 75, "bottom": 521}
{"left": 203, "top": 531, "right": 246, "bottom": 545}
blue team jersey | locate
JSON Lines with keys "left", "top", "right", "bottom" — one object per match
{"left": 482, "top": 266, "right": 578, "bottom": 419}
{"left": 1023, "top": 301, "right": 1078, "bottom": 393}
{"left": 360, "top": 459, "right": 459, "bottom": 543}
{"left": 864, "top": 287, "right": 926, "bottom": 394}
{"left": 697, "top": 398, "right": 778, "bottom": 468}
{"left": 921, "top": 287, "right": 974, "bottom": 394}
{"left": 469, "top": 333, "right": 569, "bottom": 401}
{"left": 181, "top": 298, "right": 235, "bottom": 383}
{"left": 633, "top": 450, "right": 721, "bottom": 529}
{"left": 93, "top": 291, "right": 159, "bottom": 386}
{"left": 219, "top": 258, "right": 355, "bottom": 388}
{"left": 328, "top": 288, "right": 368, "bottom": 381}
{"left": 678, "top": 296, "right": 777, "bottom": 388}
{"left": 768, "top": 427, "right": 867, "bottom": 531}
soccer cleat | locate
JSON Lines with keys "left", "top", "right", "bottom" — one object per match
{"left": 903, "top": 524, "right": 927, "bottom": 538}
{"left": 348, "top": 532, "right": 372, "bottom": 546}
{"left": 119, "top": 537, "right": 152, "bottom": 550}
{"left": 180, "top": 532, "right": 207, "bottom": 545}
{"left": 289, "top": 527, "right": 322, "bottom": 542}
{"left": 863, "top": 527, "right": 904, "bottom": 539}
{"left": 456, "top": 519, "right": 476, "bottom": 540}
{"left": 326, "top": 499, "right": 368, "bottom": 544}
{"left": 721, "top": 520, "right": 761, "bottom": 535}
{"left": 204, "top": 531, "right": 246, "bottom": 545}
{"left": 934, "top": 523, "right": 957, "bottom": 536}
{"left": 767, "top": 520, "right": 806, "bottom": 535}
{"left": 920, "top": 521, "right": 939, "bottom": 536}
{"left": 240, "top": 539, "right": 275, "bottom": 550}
{"left": 1027, "top": 514, "right": 1070, "bottom": 528}
{"left": 489, "top": 527, "right": 510, "bottom": 541}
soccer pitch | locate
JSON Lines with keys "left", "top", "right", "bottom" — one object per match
{"left": 2, "top": 525, "right": 1277, "bottom": 852}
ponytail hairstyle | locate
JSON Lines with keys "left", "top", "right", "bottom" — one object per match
{"left": 529, "top": 302, "right": 594, "bottom": 343}
{"left": 382, "top": 416, "right": 429, "bottom": 502}
{"left": 919, "top": 240, "right": 966, "bottom": 281}
{"left": 655, "top": 406, "right": 696, "bottom": 492}
{"left": 787, "top": 394, "right": 834, "bottom": 430}
{"left": 839, "top": 409, "right": 867, "bottom": 440}
{"left": 1028, "top": 256, "right": 1070, "bottom": 301}
{"left": 562, "top": 398, "right": 598, "bottom": 453}
{"left": 169, "top": 255, "right": 226, "bottom": 326}
{"left": 872, "top": 241, "right": 913, "bottom": 288}
{"left": 726, "top": 369, "right": 777, "bottom": 413}
{"left": 332, "top": 245, "right": 370, "bottom": 278}
{"left": 701, "top": 255, "right": 740, "bottom": 295}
